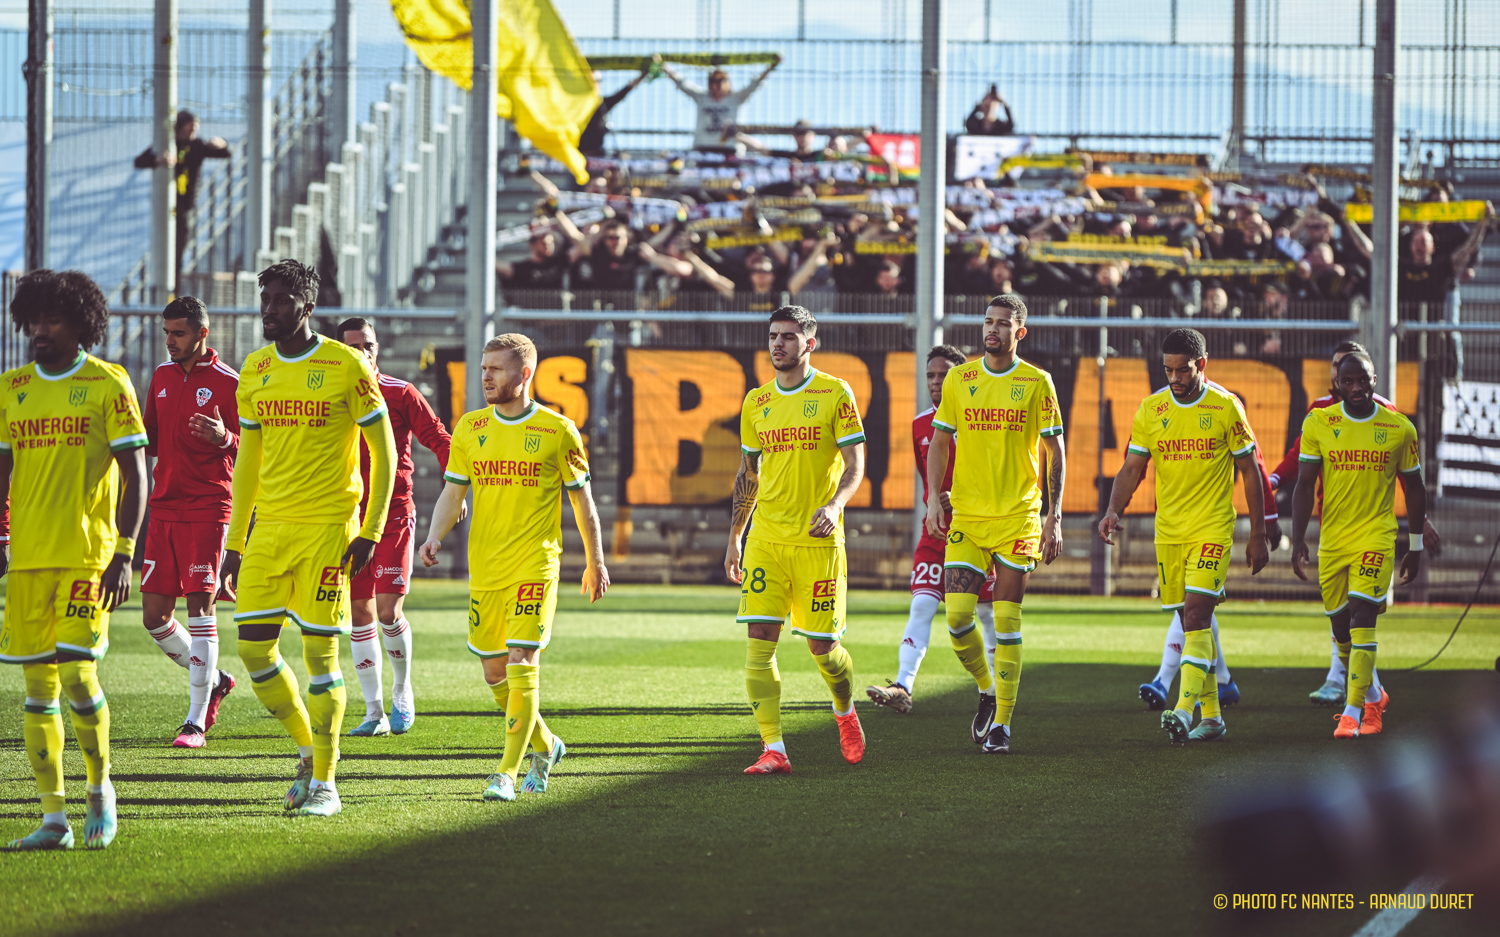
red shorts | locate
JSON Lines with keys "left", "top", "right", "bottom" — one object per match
{"left": 350, "top": 513, "right": 416, "bottom": 601}
{"left": 912, "top": 532, "right": 994, "bottom": 602}
{"left": 142, "top": 518, "right": 228, "bottom": 597}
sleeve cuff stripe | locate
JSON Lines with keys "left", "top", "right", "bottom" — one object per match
{"left": 240, "top": 419, "right": 261, "bottom": 429}
{"left": 836, "top": 432, "right": 865, "bottom": 444}
{"left": 838, "top": 436, "right": 867, "bottom": 448}
{"left": 930, "top": 420, "right": 955, "bottom": 431}
{"left": 0, "top": 442, "right": 11, "bottom": 451}
{"left": 1400, "top": 465, "right": 1423, "bottom": 474}
{"left": 1127, "top": 444, "right": 1149, "bottom": 455}
{"left": 356, "top": 406, "right": 389, "bottom": 427}
{"left": 1040, "top": 427, "right": 1063, "bottom": 436}
{"left": 1298, "top": 455, "right": 1321, "bottom": 462}
{"left": 443, "top": 472, "right": 470, "bottom": 484}
{"left": 741, "top": 445, "right": 762, "bottom": 454}
{"left": 564, "top": 475, "right": 590, "bottom": 490}
{"left": 1231, "top": 443, "right": 1256, "bottom": 456}
{"left": 110, "top": 433, "right": 149, "bottom": 447}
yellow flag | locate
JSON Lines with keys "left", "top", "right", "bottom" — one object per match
{"left": 390, "top": 0, "right": 599, "bottom": 184}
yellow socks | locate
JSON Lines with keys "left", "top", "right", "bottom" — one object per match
{"left": 1174, "top": 629, "right": 1215, "bottom": 715}
{"left": 498, "top": 663, "right": 540, "bottom": 780}
{"left": 22, "top": 663, "right": 66, "bottom": 816}
{"left": 746, "top": 638, "right": 783, "bottom": 747}
{"left": 488, "top": 675, "right": 556, "bottom": 754}
{"left": 1199, "top": 666, "right": 1222, "bottom": 720}
{"left": 302, "top": 633, "right": 345, "bottom": 785}
{"left": 1337, "top": 639, "right": 1352, "bottom": 680}
{"left": 58, "top": 659, "right": 110, "bottom": 788}
{"left": 1347, "top": 627, "right": 1377, "bottom": 716}
{"left": 946, "top": 591, "right": 995, "bottom": 693}
{"left": 812, "top": 645, "right": 855, "bottom": 715}
{"left": 239, "top": 637, "right": 313, "bottom": 750}
{"left": 993, "top": 601, "right": 1023, "bottom": 727}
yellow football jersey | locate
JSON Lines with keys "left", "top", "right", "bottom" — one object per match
{"left": 232, "top": 335, "right": 388, "bottom": 542}
{"left": 1127, "top": 381, "right": 1257, "bottom": 543}
{"left": 739, "top": 369, "right": 866, "bottom": 546}
{"left": 446, "top": 401, "right": 589, "bottom": 590}
{"left": 931, "top": 356, "right": 1062, "bottom": 520}
{"left": 1298, "top": 401, "right": 1420, "bottom": 550}
{"left": 0, "top": 353, "right": 147, "bottom": 571}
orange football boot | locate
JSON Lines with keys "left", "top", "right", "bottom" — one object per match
{"left": 836, "top": 710, "right": 866, "bottom": 764}
{"left": 743, "top": 747, "right": 792, "bottom": 775}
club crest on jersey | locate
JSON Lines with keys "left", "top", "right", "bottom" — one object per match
{"left": 1375, "top": 429, "right": 1387, "bottom": 444}
{"left": 804, "top": 401, "right": 818, "bottom": 418}
{"left": 524, "top": 434, "right": 541, "bottom": 453}
{"left": 196, "top": 387, "right": 213, "bottom": 406}
{"left": 1010, "top": 385, "right": 1025, "bottom": 401}
{"left": 69, "top": 387, "right": 87, "bottom": 406}
{"left": 1199, "top": 415, "right": 1212, "bottom": 430}
{"left": 307, "top": 370, "right": 325, "bottom": 390}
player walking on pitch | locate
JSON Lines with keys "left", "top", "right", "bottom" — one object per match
{"left": 219, "top": 260, "right": 396, "bottom": 817}
{"left": 1100, "top": 328, "right": 1269, "bottom": 744}
{"left": 1290, "top": 350, "right": 1425, "bottom": 739}
{"left": 140, "top": 296, "right": 240, "bottom": 748}
{"left": 868, "top": 344, "right": 999, "bottom": 713}
{"left": 729, "top": 305, "right": 868, "bottom": 774}
{"left": 926, "top": 295, "right": 1065, "bottom": 754}
{"left": 420, "top": 333, "right": 609, "bottom": 802}
{"left": 0, "top": 270, "right": 147, "bottom": 849}
{"left": 337, "top": 317, "right": 454, "bottom": 737}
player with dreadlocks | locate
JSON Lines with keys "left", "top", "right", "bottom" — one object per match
{"left": 0, "top": 270, "right": 148, "bottom": 850}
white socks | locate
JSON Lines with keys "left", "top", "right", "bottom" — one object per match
{"left": 1210, "top": 613, "right": 1231, "bottom": 685}
{"left": 149, "top": 619, "right": 191, "bottom": 669}
{"left": 350, "top": 626, "right": 385, "bottom": 719}
{"left": 382, "top": 618, "right": 413, "bottom": 700}
{"left": 895, "top": 593, "right": 940, "bottom": 691}
{"left": 976, "top": 601, "right": 997, "bottom": 678}
{"left": 1154, "top": 611, "right": 1185, "bottom": 687}
{"left": 185, "top": 615, "right": 219, "bottom": 729}
{"left": 1326, "top": 635, "right": 1347, "bottom": 684}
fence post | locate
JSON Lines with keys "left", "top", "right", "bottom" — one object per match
{"left": 331, "top": 0, "right": 356, "bottom": 154}
{"left": 24, "top": 0, "right": 53, "bottom": 271}
{"left": 151, "top": 0, "right": 178, "bottom": 302}
{"left": 1412, "top": 301, "right": 1430, "bottom": 603}
{"left": 247, "top": 0, "right": 273, "bottom": 259}
{"left": 1090, "top": 295, "right": 1113, "bottom": 597}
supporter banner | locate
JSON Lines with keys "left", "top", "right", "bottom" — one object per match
{"left": 1029, "top": 240, "right": 1189, "bottom": 270}
{"left": 1000, "top": 153, "right": 1086, "bottom": 174}
{"left": 704, "top": 227, "right": 802, "bottom": 250}
{"left": 1303, "top": 164, "right": 1445, "bottom": 191}
{"left": 586, "top": 52, "right": 779, "bottom": 71}
{"left": 866, "top": 133, "right": 922, "bottom": 180}
{"left": 1440, "top": 381, "right": 1500, "bottom": 500}
{"left": 1187, "top": 259, "right": 1296, "bottom": 277}
{"left": 1342, "top": 200, "right": 1490, "bottom": 224}
{"left": 1084, "top": 173, "right": 1214, "bottom": 209}
{"left": 1216, "top": 185, "right": 1320, "bottom": 210}
{"left": 952, "top": 135, "right": 1036, "bottom": 180}
{"left": 1068, "top": 150, "right": 1209, "bottom": 167}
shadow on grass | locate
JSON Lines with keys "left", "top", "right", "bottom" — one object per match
{"left": 47, "top": 665, "right": 1490, "bottom": 937}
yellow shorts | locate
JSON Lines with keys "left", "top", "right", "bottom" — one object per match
{"left": 0, "top": 568, "right": 111, "bottom": 663}
{"left": 1156, "top": 531, "right": 1233, "bottom": 610}
{"left": 945, "top": 514, "right": 1041, "bottom": 576}
{"left": 1319, "top": 543, "right": 1395, "bottom": 615}
{"left": 234, "top": 521, "right": 357, "bottom": 635}
{"left": 468, "top": 578, "right": 559, "bottom": 657}
{"left": 736, "top": 538, "right": 847, "bottom": 641}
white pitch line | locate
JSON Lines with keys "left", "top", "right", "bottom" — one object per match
{"left": 1350, "top": 874, "right": 1447, "bottom": 937}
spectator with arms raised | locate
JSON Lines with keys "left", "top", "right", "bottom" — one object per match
{"left": 657, "top": 55, "right": 781, "bottom": 152}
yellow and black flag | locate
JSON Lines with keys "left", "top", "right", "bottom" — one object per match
{"left": 390, "top": 0, "right": 599, "bottom": 183}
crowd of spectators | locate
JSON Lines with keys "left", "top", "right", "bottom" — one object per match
{"left": 498, "top": 75, "right": 1496, "bottom": 324}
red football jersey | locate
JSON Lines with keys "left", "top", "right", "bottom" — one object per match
{"left": 358, "top": 372, "right": 452, "bottom": 520}
{"left": 913, "top": 406, "right": 958, "bottom": 508}
{"left": 144, "top": 349, "right": 239, "bottom": 523}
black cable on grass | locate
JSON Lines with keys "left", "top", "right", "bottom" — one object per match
{"left": 1400, "top": 530, "right": 1500, "bottom": 672}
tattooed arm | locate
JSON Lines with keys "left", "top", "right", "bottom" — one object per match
{"left": 1040, "top": 434, "right": 1066, "bottom": 565}
{"left": 725, "top": 450, "right": 761, "bottom": 584}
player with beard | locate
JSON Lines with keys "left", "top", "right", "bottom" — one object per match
{"left": 140, "top": 295, "right": 239, "bottom": 749}
{"left": 337, "top": 317, "right": 455, "bottom": 738}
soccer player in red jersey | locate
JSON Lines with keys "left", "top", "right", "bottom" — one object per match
{"left": 337, "top": 317, "right": 454, "bottom": 736}
{"left": 1267, "top": 340, "right": 1438, "bottom": 704}
{"left": 141, "top": 296, "right": 239, "bottom": 748}
{"left": 866, "top": 344, "right": 997, "bottom": 715}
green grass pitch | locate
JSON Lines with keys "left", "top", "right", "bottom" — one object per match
{"left": 1, "top": 581, "right": 1496, "bottom": 937}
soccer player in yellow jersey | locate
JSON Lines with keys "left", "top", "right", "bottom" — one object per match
{"left": 1291, "top": 350, "right": 1424, "bottom": 739}
{"left": 419, "top": 333, "right": 609, "bottom": 802}
{"left": 219, "top": 260, "right": 397, "bottom": 817}
{"left": 926, "top": 295, "right": 1065, "bottom": 755}
{"left": 729, "top": 305, "right": 868, "bottom": 775}
{"left": 1100, "top": 328, "right": 1269, "bottom": 745}
{"left": 0, "top": 270, "right": 147, "bottom": 850}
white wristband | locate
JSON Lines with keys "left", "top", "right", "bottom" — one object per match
{"left": 1409, "top": 533, "right": 1424, "bottom": 552}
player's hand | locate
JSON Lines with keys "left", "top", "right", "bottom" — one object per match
{"left": 219, "top": 549, "right": 242, "bottom": 591}
{"left": 188, "top": 405, "right": 230, "bottom": 446}
{"left": 341, "top": 536, "right": 378, "bottom": 578}
{"left": 1265, "top": 518, "right": 1284, "bottom": 552}
{"left": 1097, "top": 511, "right": 1122, "bottom": 545}
{"left": 724, "top": 539, "right": 744, "bottom": 584}
{"left": 457, "top": 499, "right": 470, "bottom": 523}
{"left": 419, "top": 537, "right": 443, "bottom": 568}
{"left": 923, "top": 498, "right": 948, "bottom": 540}
{"left": 1246, "top": 530, "right": 1269, "bottom": 575}
{"left": 581, "top": 563, "right": 610, "bottom": 603}
{"left": 1291, "top": 540, "right": 1310, "bottom": 581}
{"left": 808, "top": 503, "right": 841, "bottom": 539}
{"left": 1041, "top": 514, "right": 1063, "bottom": 565}
{"left": 101, "top": 553, "right": 132, "bottom": 612}
{"left": 1398, "top": 549, "right": 1422, "bottom": 585}
{"left": 1423, "top": 517, "right": 1442, "bottom": 558}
